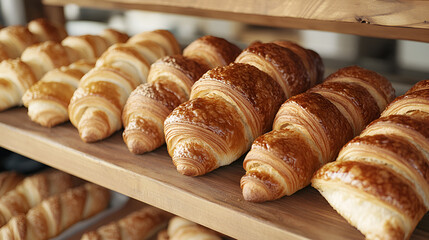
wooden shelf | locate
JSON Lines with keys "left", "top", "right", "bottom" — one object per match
{"left": 0, "top": 108, "right": 428, "bottom": 239}
{"left": 43, "top": 0, "right": 429, "bottom": 43}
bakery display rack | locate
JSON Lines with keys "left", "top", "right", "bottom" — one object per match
{"left": 0, "top": 0, "right": 427, "bottom": 239}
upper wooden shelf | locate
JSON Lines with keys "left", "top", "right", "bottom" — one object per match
{"left": 43, "top": 0, "right": 429, "bottom": 43}
{"left": 1, "top": 108, "right": 428, "bottom": 239}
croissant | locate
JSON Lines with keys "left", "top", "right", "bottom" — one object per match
{"left": 164, "top": 216, "right": 222, "bottom": 240}
{"left": 235, "top": 42, "right": 314, "bottom": 98}
{"left": 0, "top": 26, "right": 38, "bottom": 59}
{"left": 69, "top": 30, "right": 179, "bottom": 143}
{"left": 273, "top": 40, "right": 324, "bottom": 86}
{"left": 182, "top": 35, "right": 241, "bottom": 68}
{"left": 0, "top": 172, "right": 23, "bottom": 196}
{"left": 381, "top": 79, "right": 429, "bottom": 117}
{"left": 27, "top": 18, "right": 67, "bottom": 43}
{"left": 22, "top": 60, "right": 95, "bottom": 127}
{"left": 0, "top": 170, "right": 74, "bottom": 227}
{"left": 122, "top": 51, "right": 218, "bottom": 154}
{"left": 0, "top": 183, "right": 110, "bottom": 240}
{"left": 241, "top": 66, "right": 395, "bottom": 202}
{"left": 61, "top": 28, "right": 128, "bottom": 61}
{"left": 128, "top": 29, "right": 181, "bottom": 56}
{"left": 164, "top": 63, "right": 285, "bottom": 176}
{"left": 0, "top": 59, "right": 38, "bottom": 111}
{"left": 0, "top": 28, "right": 126, "bottom": 113}
{"left": 311, "top": 80, "right": 429, "bottom": 239}
{"left": 81, "top": 206, "right": 172, "bottom": 240}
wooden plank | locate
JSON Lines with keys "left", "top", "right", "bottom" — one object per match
{"left": 42, "top": 0, "right": 429, "bottom": 43}
{"left": 0, "top": 108, "right": 428, "bottom": 239}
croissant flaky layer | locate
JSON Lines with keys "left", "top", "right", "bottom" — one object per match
{"left": 312, "top": 79, "right": 428, "bottom": 239}
{"left": 0, "top": 183, "right": 110, "bottom": 240}
{"left": 183, "top": 35, "right": 241, "bottom": 69}
{"left": 81, "top": 206, "right": 172, "bottom": 240}
{"left": 241, "top": 128, "right": 320, "bottom": 202}
{"left": 123, "top": 81, "right": 187, "bottom": 154}
{"left": 0, "top": 170, "right": 74, "bottom": 228}
{"left": 165, "top": 63, "right": 285, "bottom": 176}
{"left": 235, "top": 42, "right": 310, "bottom": 98}
{"left": 241, "top": 66, "right": 394, "bottom": 202}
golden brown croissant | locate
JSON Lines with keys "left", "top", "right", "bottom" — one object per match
{"left": 183, "top": 35, "right": 241, "bottom": 68}
{"left": 122, "top": 54, "right": 210, "bottom": 154}
{"left": 128, "top": 29, "right": 181, "bottom": 56}
{"left": 27, "top": 18, "right": 67, "bottom": 43}
{"left": 0, "top": 172, "right": 23, "bottom": 197}
{"left": 0, "top": 183, "right": 110, "bottom": 240}
{"left": 81, "top": 206, "right": 172, "bottom": 240}
{"left": 165, "top": 216, "right": 221, "bottom": 240}
{"left": 0, "top": 29, "right": 125, "bottom": 113}
{"left": 235, "top": 42, "right": 312, "bottom": 98}
{"left": 62, "top": 28, "right": 127, "bottom": 61}
{"left": 0, "top": 25, "right": 38, "bottom": 59}
{"left": 0, "top": 59, "right": 38, "bottom": 111}
{"left": 69, "top": 30, "right": 179, "bottom": 143}
{"left": 0, "top": 170, "right": 73, "bottom": 227}
{"left": 22, "top": 60, "right": 95, "bottom": 127}
{"left": 381, "top": 80, "right": 429, "bottom": 117}
{"left": 311, "top": 80, "right": 429, "bottom": 239}
{"left": 273, "top": 40, "right": 324, "bottom": 86}
{"left": 164, "top": 63, "right": 285, "bottom": 176}
{"left": 241, "top": 66, "right": 395, "bottom": 202}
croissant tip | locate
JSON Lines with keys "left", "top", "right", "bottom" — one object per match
{"left": 126, "top": 139, "right": 151, "bottom": 154}
{"left": 241, "top": 176, "right": 273, "bottom": 203}
{"left": 176, "top": 164, "right": 200, "bottom": 176}
{"left": 79, "top": 128, "right": 103, "bottom": 143}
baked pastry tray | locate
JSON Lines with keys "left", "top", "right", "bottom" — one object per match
{"left": 0, "top": 108, "right": 427, "bottom": 240}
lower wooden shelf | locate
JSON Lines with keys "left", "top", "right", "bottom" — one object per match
{"left": 0, "top": 108, "right": 428, "bottom": 239}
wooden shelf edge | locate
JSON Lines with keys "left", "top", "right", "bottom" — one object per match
{"left": 43, "top": 0, "right": 429, "bottom": 43}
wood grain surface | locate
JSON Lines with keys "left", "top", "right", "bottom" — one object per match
{"left": 0, "top": 108, "right": 428, "bottom": 239}
{"left": 42, "top": 0, "right": 429, "bottom": 43}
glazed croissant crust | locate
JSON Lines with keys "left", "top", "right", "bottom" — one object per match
{"left": 241, "top": 66, "right": 395, "bottom": 202}
{"left": 165, "top": 63, "right": 285, "bottom": 176}
{"left": 312, "top": 79, "right": 429, "bottom": 239}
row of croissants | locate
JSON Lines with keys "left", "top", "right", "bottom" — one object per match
{"left": 0, "top": 170, "right": 222, "bottom": 240}
{"left": 0, "top": 19, "right": 427, "bottom": 239}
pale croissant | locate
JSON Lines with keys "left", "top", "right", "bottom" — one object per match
{"left": 0, "top": 170, "right": 74, "bottom": 227}
{"left": 0, "top": 183, "right": 110, "bottom": 240}
{"left": 0, "top": 172, "right": 23, "bottom": 196}
{"left": 165, "top": 216, "right": 221, "bottom": 240}
{"left": 69, "top": 30, "right": 179, "bottom": 143}
{"left": 22, "top": 60, "right": 95, "bottom": 127}
{"left": 81, "top": 206, "right": 172, "bottom": 240}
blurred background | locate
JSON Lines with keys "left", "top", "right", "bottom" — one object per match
{"left": 0, "top": 0, "right": 427, "bottom": 94}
